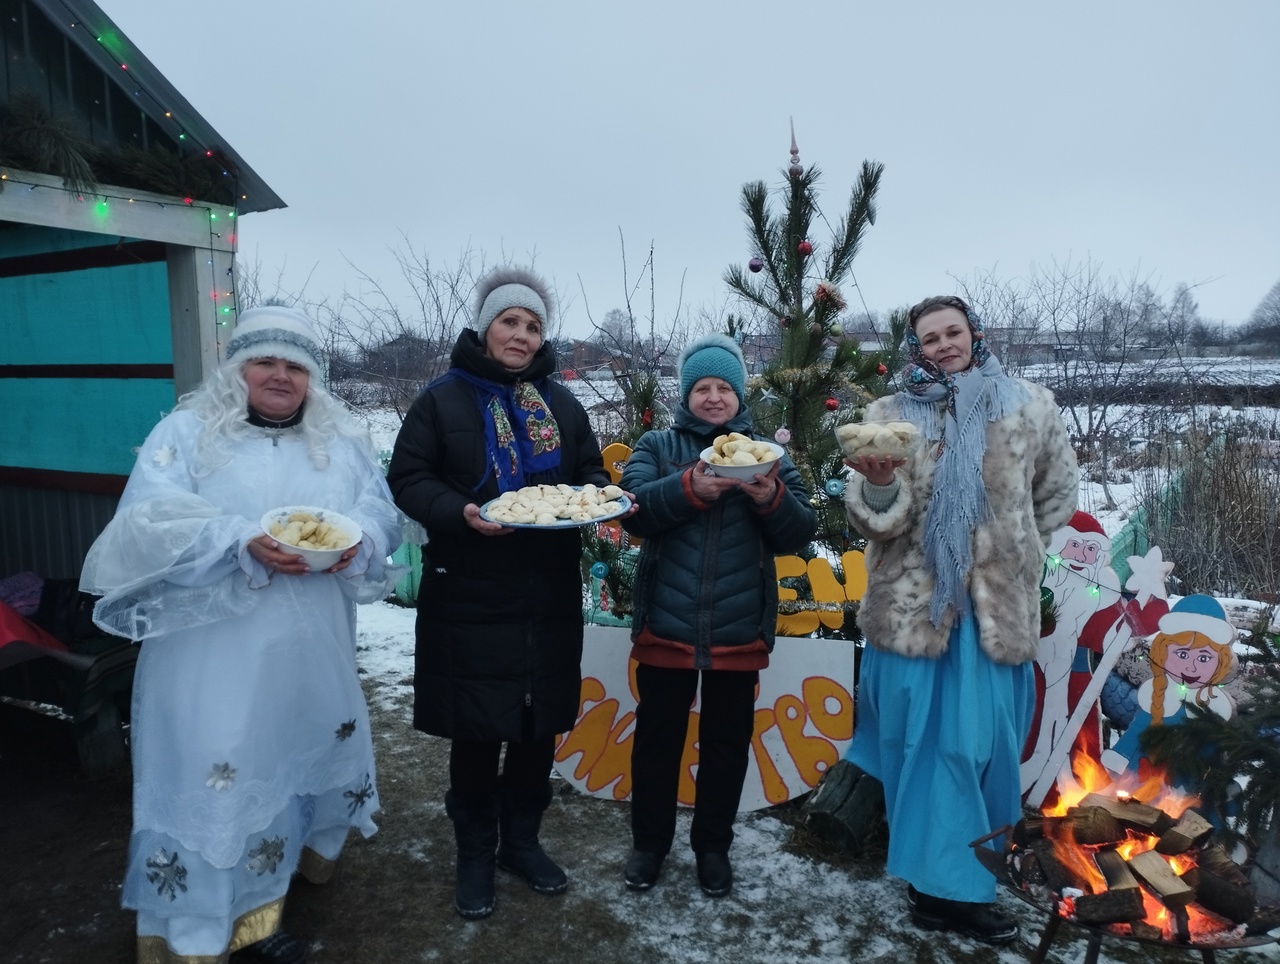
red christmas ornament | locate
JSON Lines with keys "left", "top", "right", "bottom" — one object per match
{"left": 825, "top": 398, "right": 839, "bottom": 411}
{"left": 641, "top": 408, "right": 653, "bottom": 427}
{"left": 876, "top": 363, "right": 888, "bottom": 376}
{"left": 797, "top": 240, "right": 813, "bottom": 257}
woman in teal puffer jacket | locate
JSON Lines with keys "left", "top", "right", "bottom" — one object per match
{"left": 619, "top": 334, "right": 817, "bottom": 898}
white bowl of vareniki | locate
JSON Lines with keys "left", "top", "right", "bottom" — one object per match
{"left": 260, "top": 505, "right": 361, "bottom": 570}
{"left": 480, "top": 483, "right": 631, "bottom": 528}
{"left": 698, "top": 432, "right": 785, "bottom": 481}
{"left": 834, "top": 419, "right": 922, "bottom": 461}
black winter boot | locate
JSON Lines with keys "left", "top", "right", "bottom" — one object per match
{"left": 496, "top": 781, "right": 568, "bottom": 895}
{"left": 445, "top": 790, "right": 500, "bottom": 919}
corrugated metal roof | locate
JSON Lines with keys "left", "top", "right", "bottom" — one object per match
{"left": 27, "top": 0, "right": 286, "bottom": 214}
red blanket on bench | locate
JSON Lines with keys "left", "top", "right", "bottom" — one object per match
{"left": 0, "top": 599, "right": 84, "bottom": 672}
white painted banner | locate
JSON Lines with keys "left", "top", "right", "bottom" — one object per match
{"left": 554, "top": 626, "right": 856, "bottom": 812}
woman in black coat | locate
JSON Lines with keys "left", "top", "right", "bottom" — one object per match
{"left": 388, "top": 266, "right": 611, "bottom": 920}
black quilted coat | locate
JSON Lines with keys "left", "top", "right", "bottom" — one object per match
{"left": 387, "top": 331, "right": 607, "bottom": 741}
{"left": 620, "top": 406, "right": 817, "bottom": 670}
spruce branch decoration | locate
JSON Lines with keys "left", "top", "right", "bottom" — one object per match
{"left": 723, "top": 124, "right": 890, "bottom": 563}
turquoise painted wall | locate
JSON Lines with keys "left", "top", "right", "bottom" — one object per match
{"left": 0, "top": 378, "right": 174, "bottom": 475}
{"left": 3, "top": 261, "right": 172, "bottom": 364}
{"left": 1, "top": 225, "right": 175, "bottom": 476}
{"left": 0, "top": 224, "right": 118, "bottom": 258}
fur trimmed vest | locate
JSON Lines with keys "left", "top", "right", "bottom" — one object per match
{"left": 843, "top": 380, "right": 1078, "bottom": 665}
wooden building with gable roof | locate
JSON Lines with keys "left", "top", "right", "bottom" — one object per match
{"left": 0, "top": 0, "right": 285, "bottom": 579}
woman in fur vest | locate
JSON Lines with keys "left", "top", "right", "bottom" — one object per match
{"left": 842, "top": 296, "right": 1078, "bottom": 945}
{"left": 388, "top": 266, "right": 621, "bottom": 920}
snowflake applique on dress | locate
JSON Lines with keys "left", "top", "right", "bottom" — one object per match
{"left": 151, "top": 445, "right": 177, "bottom": 468}
{"left": 206, "top": 762, "right": 237, "bottom": 791}
{"left": 145, "top": 848, "right": 188, "bottom": 901}
{"left": 344, "top": 773, "right": 375, "bottom": 815}
{"left": 335, "top": 719, "right": 357, "bottom": 741}
{"left": 246, "top": 836, "right": 287, "bottom": 875}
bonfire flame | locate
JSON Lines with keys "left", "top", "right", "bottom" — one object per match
{"left": 1031, "top": 750, "right": 1232, "bottom": 942}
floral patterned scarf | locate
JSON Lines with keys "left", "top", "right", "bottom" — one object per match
{"left": 897, "top": 308, "right": 1027, "bottom": 627}
{"left": 447, "top": 369, "right": 562, "bottom": 493}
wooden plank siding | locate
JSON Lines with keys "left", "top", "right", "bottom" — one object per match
{"left": 0, "top": 483, "right": 120, "bottom": 579}
{"left": 0, "top": 224, "right": 174, "bottom": 576}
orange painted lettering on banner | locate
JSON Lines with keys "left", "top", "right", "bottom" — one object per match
{"left": 554, "top": 677, "right": 615, "bottom": 778}
{"left": 802, "top": 676, "right": 854, "bottom": 741}
{"left": 582, "top": 709, "right": 635, "bottom": 799}
{"left": 774, "top": 551, "right": 868, "bottom": 636}
{"left": 773, "top": 693, "right": 839, "bottom": 788}
{"left": 776, "top": 554, "right": 820, "bottom": 636}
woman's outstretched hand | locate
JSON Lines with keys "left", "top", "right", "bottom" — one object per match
{"left": 845, "top": 454, "right": 906, "bottom": 487}
{"left": 689, "top": 460, "right": 741, "bottom": 503}
{"left": 247, "top": 534, "right": 310, "bottom": 575}
{"left": 464, "top": 502, "right": 514, "bottom": 536}
{"left": 739, "top": 461, "right": 781, "bottom": 505}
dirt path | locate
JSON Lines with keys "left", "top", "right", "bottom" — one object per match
{"left": 0, "top": 685, "right": 1238, "bottom": 964}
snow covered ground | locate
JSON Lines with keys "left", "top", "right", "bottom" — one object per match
{"left": 349, "top": 399, "right": 1280, "bottom": 962}
{"left": 353, "top": 600, "right": 1280, "bottom": 963}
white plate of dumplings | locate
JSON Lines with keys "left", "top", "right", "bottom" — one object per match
{"left": 479, "top": 483, "right": 632, "bottom": 528}
{"left": 834, "top": 419, "right": 922, "bottom": 460}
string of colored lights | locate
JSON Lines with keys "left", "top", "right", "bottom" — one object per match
{"left": 60, "top": 14, "right": 222, "bottom": 161}
{"left": 53, "top": 12, "right": 250, "bottom": 331}
{"left": 1045, "top": 552, "right": 1118, "bottom": 597}
{"left": 0, "top": 172, "right": 241, "bottom": 329}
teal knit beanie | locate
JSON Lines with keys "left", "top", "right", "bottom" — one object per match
{"left": 678, "top": 334, "right": 747, "bottom": 406}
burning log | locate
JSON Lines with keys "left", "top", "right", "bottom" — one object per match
{"left": 1155, "top": 809, "right": 1214, "bottom": 856}
{"left": 1127, "top": 850, "right": 1195, "bottom": 908}
{"left": 1129, "top": 920, "right": 1163, "bottom": 941}
{"left": 1014, "top": 809, "right": 1124, "bottom": 848}
{"left": 1180, "top": 866, "right": 1257, "bottom": 924}
{"left": 1079, "top": 792, "right": 1174, "bottom": 836}
{"left": 1094, "top": 849, "right": 1140, "bottom": 893}
{"left": 1073, "top": 887, "right": 1146, "bottom": 925}
{"left": 1027, "top": 840, "right": 1094, "bottom": 894}
{"left": 1063, "top": 806, "right": 1125, "bottom": 845}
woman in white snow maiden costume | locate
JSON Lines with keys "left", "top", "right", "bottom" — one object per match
{"left": 387, "top": 266, "right": 619, "bottom": 921}
{"left": 80, "top": 306, "right": 405, "bottom": 964}
{"left": 841, "top": 295, "right": 1078, "bottom": 945}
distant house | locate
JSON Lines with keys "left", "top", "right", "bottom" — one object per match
{"left": 561, "top": 339, "right": 621, "bottom": 378}
{"left": 362, "top": 333, "right": 446, "bottom": 384}
{"left": 1, "top": 0, "right": 284, "bottom": 578}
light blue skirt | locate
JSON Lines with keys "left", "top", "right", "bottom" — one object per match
{"left": 848, "top": 609, "right": 1033, "bottom": 903}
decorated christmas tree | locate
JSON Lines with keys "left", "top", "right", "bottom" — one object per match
{"left": 723, "top": 124, "right": 891, "bottom": 559}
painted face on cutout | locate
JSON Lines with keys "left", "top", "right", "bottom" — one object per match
{"left": 914, "top": 306, "right": 974, "bottom": 374}
{"left": 483, "top": 307, "right": 544, "bottom": 371}
{"left": 244, "top": 357, "right": 309, "bottom": 420}
{"left": 687, "top": 376, "right": 740, "bottom": 426}
{"left": 1062, "top": 536, "right": 1103, "bottom": 567}
{"left": 1165, "top": 643, "right": 1221, "bottom": 687}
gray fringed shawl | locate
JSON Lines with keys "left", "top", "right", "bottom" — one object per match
{"left": 899, "top": 357, "right": 1028, "bottom": 627}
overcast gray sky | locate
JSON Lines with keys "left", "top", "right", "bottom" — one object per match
{"left": 106, "top": 0, "right": 1279, "bottom": 338}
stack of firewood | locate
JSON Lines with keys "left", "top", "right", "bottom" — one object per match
{"left": 1005, "top": 793, "right": 1262, "bottom": 941}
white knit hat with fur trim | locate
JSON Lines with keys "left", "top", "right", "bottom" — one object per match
{"left": 473, "top": 265, "right": 554, "bottom": 336}
{"left": 225, "top": 306, "right": 326, "bottom": 382}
